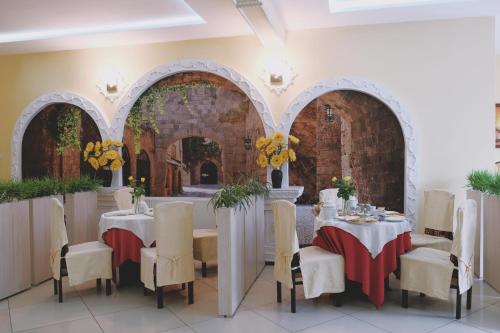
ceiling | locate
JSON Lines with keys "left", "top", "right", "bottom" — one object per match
{"left": 1, "top": 0, "right": 500, "bottom": 55}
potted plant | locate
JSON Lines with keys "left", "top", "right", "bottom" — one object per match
{"left": 255, "top": 132, "right": 299, "bottom": 189}
{"left": 331, "top": 176, "right": 356, "bottom": 215}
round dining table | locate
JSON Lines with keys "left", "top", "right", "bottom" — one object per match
{"left": 313, "top": 215, "right": 412, "bottom": 308}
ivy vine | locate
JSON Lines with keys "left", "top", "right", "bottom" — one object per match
{"left": 126, "top": 81, "right": 215, "bottom": 153}
{"left": 56, "top": 106, "right": 82, "bottom": 155}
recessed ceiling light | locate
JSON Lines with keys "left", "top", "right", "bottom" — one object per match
{"left": 329, "top": 0, "right": 475, "bottom": 13}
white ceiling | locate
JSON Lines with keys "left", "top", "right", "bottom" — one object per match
{"left": 1, "top": 0, "right": 500, "bottom": 55}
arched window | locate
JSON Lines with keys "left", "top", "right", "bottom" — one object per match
{"left": 136, "top": 150, "right": 151, "bottom": 195}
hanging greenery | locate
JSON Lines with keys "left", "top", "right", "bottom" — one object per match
{"left": 56, "top": 106, "right": 82, "bottom": 155}
{"left": 126, "top": 81, "right": 215, "bottom": 153}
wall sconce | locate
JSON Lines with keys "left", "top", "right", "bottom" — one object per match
{"left": 260, "top": 55, "right": 296, "bottom": 95}
{"left": 324, "top": 104, "right": 335, "bottom": 123}
{"left": 96, "top": 67, "right": 128, "bottom": 103}
{"left": 243, "top": 132, "right": 252, "bottom": 150}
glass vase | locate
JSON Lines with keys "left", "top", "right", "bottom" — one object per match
{"left": 343, "top": 199, "right": 352, "bottom": 216}
{"left": 133, "top": 197, "right": 140, "bottom": 214}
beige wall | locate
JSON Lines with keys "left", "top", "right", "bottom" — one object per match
{"left": 0, "top": 17, "right": 495, "bottom": 226}
{"left": 495, "top": 56, "right": 500, "bottom": 162}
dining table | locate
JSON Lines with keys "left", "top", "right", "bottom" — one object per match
{"left": 312, "top": 214, "right": 412, "bottom": 308}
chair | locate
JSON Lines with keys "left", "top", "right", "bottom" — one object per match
{"left": 400, "top": 199, "right": 477, "bottom": 319}
{"left": 193, "top": 229, "right": 217, "bottom": 277}
{"left": 114, "top": 188, "right": 133, "bottom": 210}
{"left": 140, "top": 202, "right": 195, "bottom": 308}
{"left": 273, "top": 200, "right": 345, "bottom": 313}
{"left": 319, "top": 188, "right": 339, "bottom": 204}
{"left": 50, "top": 198, "right": 113, "bottom": 303}
{"left": 411, "top": 190, "right": 455, "bottom": 251}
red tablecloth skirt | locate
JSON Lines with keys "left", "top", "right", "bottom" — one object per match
{"left": 313, "top": 226, "right": 412, "bottom": 308}
{"left": 102, "top": 228, "right": 146, "bottom": 269}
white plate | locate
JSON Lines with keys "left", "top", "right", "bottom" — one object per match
{"left": 386, "top": 216, "right": 405, "bottom": 222}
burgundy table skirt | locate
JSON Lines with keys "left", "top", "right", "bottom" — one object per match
{"left": 313, "top": 226, "right": 412, "bottom": 308}
{"left": 103, "top": 228, "right": 145, "bottom": 269}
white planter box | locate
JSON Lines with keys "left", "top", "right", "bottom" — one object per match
{"left": 483, "top": 194, "right": 500, "bottom": 291}
{"left": 65, "top": 191, "right": 98, "bottom": 244}
{"left": 0, "top": 200, "right": 31, "bottom": 299}
{"left": 145, "top": 197, "right": 216, "bottom": 229}
{"left": 30, "top": 195, "right": 63, "bottom": 285}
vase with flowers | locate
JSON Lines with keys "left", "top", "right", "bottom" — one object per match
{"left": 331, "top": 176, "right": 356, "bottom": 215}
{"left": 255, "top": 132, "right": 300, "bottom": 188}
{"left": 83, "top": 140, "right": 125, "bottom": 172}
{"left": 128, "top": 176, "right": 146, "bottom": 214}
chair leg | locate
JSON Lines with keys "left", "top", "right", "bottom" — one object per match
{"left": 334, "top": 293, "right": 342, "bottom": 307}
{"left": 202, "top": 262, "right": 207, "bottom": 278}
{"left": 188, "top": 281, "right": 194, "bottom": 304}
{"left": 402, "top": 289, "right": 408, "bottom": 308}
{"left": 156, "top": 286, "right": 164, "bottom": 309}
{"left": 105, "top": 279, "right": 112, "bottom": 296}
{"left": 291, "top": 271, "right": 296, "bottom": 313}
{"left": 182, "top": 283, "right": 186, "bottom": 290}
{"left": 420, "top": 293, "right": 426, "bottom": 297}
{"left": 276, "top": 281, "right": 282, "bottom": 303}
{"left": 96, "top": 278, "right": 102, "bottom": 293}
{"left": 53, "top": 279, "right": 58, "bottom": 295}
{"left": 467, "top": 287, "right": 472, "bottom": 310}
{"left": 456, "top": 289, "right": 462, "bottom": 319}
{"left": 58, "top": 278, "right": 63, "bottom": 303}
{"left": 143, "top": 287, "right": 148, "bottom": 296}
{"left": 385, "top": 277, "right": 392, "bottom": 291}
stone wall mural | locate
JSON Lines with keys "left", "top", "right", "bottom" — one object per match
{"left": 289, "top": 90, "right": 405, "bottom": 212}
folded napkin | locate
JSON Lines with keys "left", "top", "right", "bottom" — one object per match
{"left": 104, "top": 209, "right": 133, "bottom": 217}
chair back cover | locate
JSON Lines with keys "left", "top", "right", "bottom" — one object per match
{"left": 451, "top": 199, "right": 477, "bottom": 294}
{"left": 155, "top": 201, "right": 195, "bottom": 286}
{"left": 49, "top": 198, "right": 68, "bottom": 280}
{"left": 114, "top": 188, "right": 133, "bottom": 210}
{"left": 272, "top": 200, "right": 300, "bottom": 289}
{"left": 423, "top": 190, "right": 455, "bottom": 232}
{"left": 319, "top": 188, "right": 339, "bottom": 204}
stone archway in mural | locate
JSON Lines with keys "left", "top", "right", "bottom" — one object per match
{"left": 200, "top": 161, "right": 218, "bottom": 185}
{"left": 280, "top": 78, "right": 417, "bottom": 227}
{"left": 11, "top": 92, "right": 110, "bottom": 180}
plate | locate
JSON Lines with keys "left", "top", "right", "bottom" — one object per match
{"left": 386, "top": 216, "right": 405, "bottom": 222}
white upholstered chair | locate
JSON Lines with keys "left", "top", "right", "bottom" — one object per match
{"left": 113, "top": 188, "right": 133, "bottom": 210}
{"left": 140, "top": 201, "right": 195, "bottom": 308}
{"left": 401, "top": 199, "right": 477, "bottom": 319}
{"left": 193, "top": 229, "right": 217, "bottom": 277}
{"left": 50, "top": 198, "right": 113, "bottom": 302}
{"left": 273, "top": 200, "right": 345, "bottom": 313}
{"left": 411, "top": 190, "right": 455, "bottom": 251}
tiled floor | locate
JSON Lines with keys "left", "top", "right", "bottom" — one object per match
{"left": 2, "top": 265, "right": 500, "bottom": 333}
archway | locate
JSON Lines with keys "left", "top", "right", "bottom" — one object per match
{"left": 121, "top": 145, "right": 132, "bottom": 186}
{"left": 281, "top": 78, "right": 417, "bottom": 227}
{"left": 200, "top": 161, "right": 218, "bottom": 185}
{"left": 136, "top": 150, "right": 151, "bottom": 196}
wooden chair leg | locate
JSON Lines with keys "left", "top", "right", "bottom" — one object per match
{"left": 143, "top": 287, "right": 148, "bottom": 296}
{"left": 276, "top": 281, "right": 282, "bottom": 303}
{"left": 202, "top": 262, "right": 207, "bottom": 278}
{"left": 402, "top": 289, "right": 408, "bottom": 308}
{"left": 334, "top": 293, "right": 342, "bottom": 307}
{"left": 53, "top": 279, "right": 58, "bottom": 295}
{"left": 156, "top": 286, "right": 164, "bottom": 309}
{"left": 182, "top": 283, "right": 186, "bottom": 290}
{"left": 58, "top": 278, "right": 63, "bottom": 303}
{"left": 419, "top": 293, "right": 426, "bottom": 297}
{"left": 467, "top": 287, "right": 472, "bottom": 310}
{"left": 291, "top": 271, "right": 296, "bottom": 313}
{"left": 385, "top": 277, "right": 392, "bottom": 291}
{"left": 105, "top": 279, "right": 112, "bottom": 296}
{"left": 188, "top": 281, "right": 194, "bottom": 304}
{"left": 96, "top": 278, "right": 102, "bottom": 293}
{"left": 456, "top": 288, "right": 462, "bottom": 319}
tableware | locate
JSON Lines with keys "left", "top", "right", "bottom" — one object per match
{"left": 386, "top": 215, "right": 405, "bottom": 222}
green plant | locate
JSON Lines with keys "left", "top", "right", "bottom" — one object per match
{"left": 64, "top": 176, "right": 102, "bottom": 193}
{"left": 128, "top": 176, "right": 146, "bottom": 203}
{"left": 331, "top": 175, "right": 356, "bottom": 201}
{"left": 467, "top": 170, "right": 500, "bottom": 196}
{"left": 209, "top": 179, "right": 269, "bottom": 210}
{"left": 56, "top": 106, "right": 82, "bottom": 155}
{"left": 126, "top": 81, "right": 215, "bottom": 153}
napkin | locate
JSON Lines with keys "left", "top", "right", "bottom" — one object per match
{"left": 104, "top": 209, "right": 133, "bottom": 217}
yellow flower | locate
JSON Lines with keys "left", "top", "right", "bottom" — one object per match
{"left": 270, "top": 155, "right": 282, "bottom": 169}
{"left": 257, "top": 153, "right": 268, "bottom": 168}
{"left": 98, "top": 155, "right": 108, "bottom": 167}
{"left": 279, "top": 149, "right": 289, "bottom": 163}
{"left": 110, "top": 159, "right": 122, "bottom": 171}
{"left": 343, "top": 176, "right": 352, "bottom": 182}
{"left": 88, "top": 157, "right": 99, "bottom": 170}
{"left": 102, "top": 139, "right": 111, "bottom": 148}
{"left": 85, "top": 142, "right": 94, "bottom": 152}
{"left": 288, "top": 135, "right": 300, "bottom": 144}
{"left": 331, "top": 176, "right": 338, "bottom": 183}
{"left": 255, "top": 136, "right": 267, "bottom": 149}
{"left": 94, "top": 150, "right": 101, "bottom": 157}
{"left": 83, "top": 150, "right": 89, "bottom": 161}
{"left": 104, "top": 150, "right": 118, "bottom": 160}
{"left": 140, "top": 177, "right": 145, "bottom": 183}
{"left": 288, "top": 148, "right": 296, "bottom": 162}
{"left": 128, "top": 176, "right": 134, "bottom": 181}
{"left": 265, "top": 143, "right": 277, "bottom": 155}
{"left": 112, "top": 140, "right": 123, "bottom": 147}
{"left": 272, "top": 132, "right": 285, "bottom": 143}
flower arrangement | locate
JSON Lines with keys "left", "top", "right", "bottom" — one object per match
{"left": 255, "top": 132, "right": 299, "bottom": 170}
{"left": 331, "top": 176, "right": 356, "bottom": 201}
{"left": 83, "top": 140, "right": 125, "bottom": 172}
{"left": 128, "top": 176, "right": 146, "bottom": 203}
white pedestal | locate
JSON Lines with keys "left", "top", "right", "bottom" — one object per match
{"left": 264, "top": 186, "right": 304, "bottom": 263}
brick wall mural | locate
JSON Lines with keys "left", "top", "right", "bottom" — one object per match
{"left": 289, "top": 90, "right": 405, "bottom": 212}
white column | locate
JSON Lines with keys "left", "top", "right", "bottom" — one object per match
{"left": 264, "top": 186, "right": 304, "bottom": 262}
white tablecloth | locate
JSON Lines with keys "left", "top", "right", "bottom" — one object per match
{"left": 314, "top": 217, "right": 412, "bottom": 258}
{"left": 99, "top": 210, "right": 155, "bottom": 247}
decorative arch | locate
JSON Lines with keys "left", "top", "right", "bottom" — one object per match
{"left": 279, "top": 77, "right": 418, "bottom": 227}
{"left": 11, "top": 92, "right": 111, "bottom": 180}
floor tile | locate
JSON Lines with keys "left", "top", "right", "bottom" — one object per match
{"left": 241, "top": 279, "right": 288, "bottom": 309}
{"left": 0, "top": 309, "right": 11, "bottom": 333}
{"left": 95, "top": 306, "right": 184, "bottom": 333}
{"left": 160, "top": 326, "right": 196, "bottom": 333}
{"left": 257, "top": 266, "right": 276, "bottom": 284}
{"left": 165, "top": 288, "right": 218, "bottom": 325}
{"left": 254, "top": 298, "right": 345, "bottom": 332}
{"left": 429, "top": 321, "right": 489, "bottom": 333}
{"left": 8, "top": 280, "right": 76, "bottom": 310}
{"left": 461, "top": 304, "right": 500, "bottom": 333}
{"left": 0, "top": 301, "right": 8, "bottom": 311}
{"left": 298, "top": 315, "right": 388, "bottom": 333}
{"left": 17, "top": 318, "right": 103, "bottom": 333}
{"left": 10, "top": 297, "right": 91, "bottom": 332}
{"left": 190, "top": 310, "right": 289, "bottom": 333}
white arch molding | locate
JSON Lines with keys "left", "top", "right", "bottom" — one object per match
{"left": 11, "top": 92, "right": 111, "bottom": 180}
{"left": 111, "top": 58, "right": 277, "bottom": 187}
{"left": 278, "top": 78, "right": 418, "bottom": 228}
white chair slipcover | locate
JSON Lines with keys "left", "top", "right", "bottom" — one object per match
{"left": 141, "top": 202, "right": 195, "bottom": 291}
{"left": 319, "top": 188, "right": 339, "bottom": 204}
{"left": 114, "top": 188, "right": 133, "bottom": 210}
{"left": 272, "top": 200, "right": 345, "bottom": 299}
{"left": 411, "top": 190, "right": 455, "bottom": 251}
{"left": 50, "top": 198, "right": 112, "bottom": 286}
{"left": 193, "top": 229, "right": 217, "bottom": 263}
{"left": 400, "top": 199, "right": 477, "bottom": 300}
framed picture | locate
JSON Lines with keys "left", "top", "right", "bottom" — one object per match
{"left": 497, "top": 104, "right": 500, "bottom": 148}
